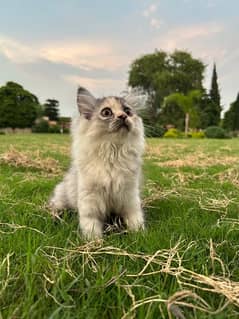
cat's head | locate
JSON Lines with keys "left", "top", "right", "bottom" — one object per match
{"left": 76, "top": 86, "right": 143, "bottom": 138}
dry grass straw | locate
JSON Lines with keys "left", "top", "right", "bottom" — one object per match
{"left": 145, "top": 144, "right": 237, "bottom": 168}
{"left": 0, "top": 146, "right": 61, "bottom": 175}
{"left": 40, "top": 239, "right": 239, "bottom": 318}
{"left": 158, "top": 153, "right": 238, "bottom": 168}
{"left": 217, "top": 167, "right": 239, "bottom": 188}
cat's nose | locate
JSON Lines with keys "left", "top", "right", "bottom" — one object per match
{"left": 117, "top": 113, "right": 127, "bottom": 121}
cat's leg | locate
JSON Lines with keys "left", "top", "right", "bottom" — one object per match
{"left": 78, "top": 192, "right": 105, "bottom": 239}
{"left": 49, "top": 166, "right": 78, "bottom": 214}
{"left": 122, "top": 194, "right": 145, "bottom": 232}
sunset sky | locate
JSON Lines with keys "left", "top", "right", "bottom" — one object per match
{"left": 0, "top": 0, "right": 238, "bottom": 116}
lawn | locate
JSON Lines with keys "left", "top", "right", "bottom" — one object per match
{"left": 0, "top": 134, "right": 239, "bottom": 319}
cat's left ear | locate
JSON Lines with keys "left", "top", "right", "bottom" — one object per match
{"left": 77, "top": 86, "right": 96, "bottom": 119}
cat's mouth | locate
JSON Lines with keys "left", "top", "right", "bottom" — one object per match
{"left": 119, "top": 122, "right": 130, "bottom": 131}
{"left": 110, "top": 120, "right": 131, "bottom": 132}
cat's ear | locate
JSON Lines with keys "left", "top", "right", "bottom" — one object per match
{"left": 77, "top": 86, "right": 96, "bottom": 119}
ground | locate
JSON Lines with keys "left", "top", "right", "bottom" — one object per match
{"left": 0, "top": 134, "right": 239, "bottom": 319}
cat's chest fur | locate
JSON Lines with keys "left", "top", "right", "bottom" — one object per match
{"left": 77, "top": 140, "right": 140, "bottom": 191}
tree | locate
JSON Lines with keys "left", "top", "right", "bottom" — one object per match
{"left": 223, "top": 93, "right": 239, "bottom": 131}
{"left": 0, "top": 82, "right": 39, "bottom": 128}
{"left": 43, "top": 99, "right": 60, "bottom": 121}
{"left": 164, "top": 90, "right": 202, "bottom": 135}
{"left": 128, "top": 50, "right": 205, "bottom": 123}
{"left": 208, "top": 63, "right": 222, "bottom": 125}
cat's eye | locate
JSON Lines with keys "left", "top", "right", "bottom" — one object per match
{"left": 101, "top": 107, "right": 113, "bottom": 117}
{"left": 123, "top": 106, "right": 133, "bottom": 116}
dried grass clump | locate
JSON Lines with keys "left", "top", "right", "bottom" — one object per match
{"left": 145, "top": 144, "right": 187, "bottom": 160}
{"left": 0, "top": 146, "right": 61, "bottom": 175}
{"left": 40, "top": 240, "right": 239, "bottom": 318}
{"left": 158, "top": 153, "right": 238, "bottom": 168}
{"left": 217, "top": 167, "right": 239, "bottom": 188}
{"left": 142, "top": 181, "right": 179, "bottom": 207}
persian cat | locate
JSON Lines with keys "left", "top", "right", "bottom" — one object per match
{"left": 50, "top": 87, "right": 145, "bottom": 239}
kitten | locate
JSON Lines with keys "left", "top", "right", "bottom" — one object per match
{"left": 49, "top": 87, "right": 145, "bottom": 239}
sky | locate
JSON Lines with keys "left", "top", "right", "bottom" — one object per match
{"left": 0, "top": 0, "right": 238, "bottom": 116}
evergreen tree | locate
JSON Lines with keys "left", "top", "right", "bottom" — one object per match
{"left": 43, "top": 99, "right": 60, "bottom": 121}
{"left": 223, "top": 93, "right": 239, "bottom": 131}
{"left": 209, "top": 63, "right": 221, "bottom": 125}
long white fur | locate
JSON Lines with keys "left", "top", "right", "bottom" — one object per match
{"left": 50, "top": 90, "right": 145, "bottom": 239}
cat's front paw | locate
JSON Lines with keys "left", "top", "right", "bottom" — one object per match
{"left": 125, "top": 213, "right": 145, "bottom": 232}
{"left": 80, "top": 216, "right": 103, "bottom": 240}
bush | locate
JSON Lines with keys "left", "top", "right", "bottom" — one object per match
{"left": 48, "top": 125, "right": 61, "bottom": 133}
{"left": 32, "top": 120, "right": 49, "bottom": 133}
{"left": 144, "top": 123, "right": 166, "bottom": 137}
{"left": 205, "top": 126, "right": 228, "bottom": 139}
{"left": 188, "top": 131, "right": 205, "bottom": 138}
{"left": 163, "top": 128, "right": 181, "bottom": 138}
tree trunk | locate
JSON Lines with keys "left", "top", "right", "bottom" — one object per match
{"left": 185, "top": 113, "right": 189, "bottom": 136}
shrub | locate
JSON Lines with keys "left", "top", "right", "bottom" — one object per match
{"left": 48, "top": 125, "right": 61, "bottom": 133}
{"left": 205, "top": 126, "right": 228, "bottom": 139}
{"left": 163, "top": 128, "right": 181, "bottom": 138}
{"left": 188, "top": 131, "right": 205, "bottom": 138}
{"left": 32, "top": 120, "right": 49, "bottom": 133}
{"left": 144, "top": 123, "right": 166, "bottom": 137}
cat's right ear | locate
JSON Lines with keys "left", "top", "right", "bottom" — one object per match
{"left": 77, "top": 87, "right": 96, "bottom": 119}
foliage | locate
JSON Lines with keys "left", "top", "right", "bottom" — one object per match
{"left": 159, "top": 100, "right": 185, "bottom": 130}
{"left": 188, "top": 131, "right": 205, "bottom": 138}
{"left": 128, "top": 50, "right": 205, "bottom": 123}
{"left": 209, "top": 63, "right": 221, "bottom": 124}
{"left": 223, "top": 93, "right": 239, "bottom": 131}
{"left": 163, "top": 90, "right": 202, "bottom": 134}
{"left": 144, "top": 122, "right": 166, "bottom": 137}
{"left": 0, "top": 81, "right": 39, "bottom": 128}
{"left": 48, "top": 124, "right": 61, "bottom": 133}
{"left": 43, "top": 99, "right": 60, "bottom": 121}
{"left": 163, "top": 128, "right": 181, "bottom": 138}
{"left": 197, "top": 93, "right": 221, "bottom": 128}
{"left": 32, "top": 120, "right": 62, "bottom": 133}
{"left": 140, "top": 108, "right": 166, "bottom": 137}
{"left": 205, "top": 126, "right": 228, "bottom": 139}
{"left": 32, "top": 119, "right": 49, "bottom": 133}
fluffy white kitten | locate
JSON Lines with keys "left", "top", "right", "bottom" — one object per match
{"left": 50, "top": 87, "right": 145, "bottom": 239}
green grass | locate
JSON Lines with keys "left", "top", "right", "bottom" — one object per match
{"left": 0, "top": 134, "right": 239, "bottom": 319}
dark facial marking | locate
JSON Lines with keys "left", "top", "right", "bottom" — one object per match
{"left": 123, "top": 106, "right": 133, "bottom": 116}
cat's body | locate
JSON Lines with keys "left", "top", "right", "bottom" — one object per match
{"left": 50, "top": 88, "right": 145, "bottom": 239}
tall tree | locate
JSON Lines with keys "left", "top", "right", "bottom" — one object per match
{"left": 128, "top": 50, "right": 205, "bottom": 123}
{"left": 209, "top": 63, "right": 221, "bottom": 125}
{"left": 223, "top": 93, "right": 239, "bottom": 131}
{"left": 0, "top": 82, "right": 39, "bottom": 128}
{"left": 43, "top": 99, "right": 60, "bottom": 121}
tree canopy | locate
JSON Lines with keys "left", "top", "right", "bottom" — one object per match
{"left": 0, "top": 82, "right": 39, "bottom": 128}
{"left": 128, "top": 50, "right": 205, "bottom": 123}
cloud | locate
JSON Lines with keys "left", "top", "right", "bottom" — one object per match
{"left": 157, "top": 23, "right": 223, "bottom": 51}
{"left": 0, "top": 36, "right": 38, "bottom": 63}
{"left": 64, "top": 75, "right": 125, "bottom": 96}
{"left": 150, "top": 18, "right": 161, "bottom": 29}
{"left": 143, "top": 3, "right": 157, "bottom": 17}
{"left": 0, "top": 35, "right": 129, "bottom": 71}
{"left": 142, "top": 2, "right": 162, "bottom": 29}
